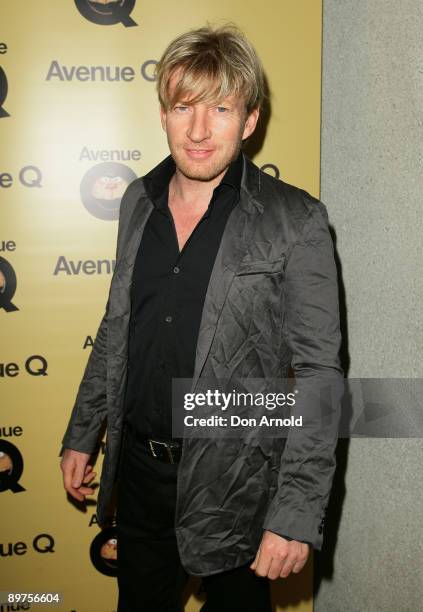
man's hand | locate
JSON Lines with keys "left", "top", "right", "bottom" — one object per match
{"left": 60, "top": 448, "right": 96, "bottom": 502}
{"left": 250, "top": 530, "right": 309, "bottom": 580}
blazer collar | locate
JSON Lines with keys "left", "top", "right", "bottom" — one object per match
{"left": 239, "top": 152, "right": 263, "bottom": 210}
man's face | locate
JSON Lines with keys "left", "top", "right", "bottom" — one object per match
{"left": 160, "top": 72, "right": 259, "bottom": 182}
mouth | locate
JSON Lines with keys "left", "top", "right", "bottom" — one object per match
{"left": 184, "top": 148, "right": 215, "bottom": 160}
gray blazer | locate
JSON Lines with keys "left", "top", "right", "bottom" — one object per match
{"left": 61, "top": 153, "right": 343, "bottom": 576}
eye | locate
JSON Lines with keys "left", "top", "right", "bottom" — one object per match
{"left": 216, "top": 106, "right": 228, "bottom": 113}
{"left": 174, "top": 105, "right": 189, "bottom": 112}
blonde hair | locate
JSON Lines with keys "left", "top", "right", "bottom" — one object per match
{"left": 156, "top": 24, "right": 265, "bottom": 114}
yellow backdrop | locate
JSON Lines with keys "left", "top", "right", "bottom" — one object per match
{"left": 1, "top": 1, "right": 322, "bottom": 610}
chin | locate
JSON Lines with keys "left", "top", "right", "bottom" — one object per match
{"left": 179, "top": 166, "right": 222, "bottom": 182}
{"left": 173, "top": 152, "right": 230, "bottom": 182}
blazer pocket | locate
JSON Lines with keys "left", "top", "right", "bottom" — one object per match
{"left": 234, "top": 256, "right": 285, "bottom": 277}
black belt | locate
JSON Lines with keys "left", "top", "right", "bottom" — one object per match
{"left": 144, "top": 438, "right": 182, "bottom": 464}
{"left": 126, "top": 427, "right": 182, "bottom": 464}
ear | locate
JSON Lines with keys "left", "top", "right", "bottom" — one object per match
{"left": 159, "top": 105, "right": 167, "bottom": 132}
{"left": 242, "top": 107, "right": 260, "bottom": 140}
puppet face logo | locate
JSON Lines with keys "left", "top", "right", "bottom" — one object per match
{"left": 0, "top": 440, "right": 25, "bottom": 493}
{"left": 101, "top": 537, "right": 117, "bottom": 560}
{"left": 74, "top": 0, "right": 137, "bottom": 27}
{"left": 0, "top": 257, "right": 19, "bottom": 312}
{"left": 80, "top": 162, "right": 137, "bottom": 220}
{"left": 90, "top": 527, "right": 118, "bottom": 576}
{"left": 0, "top": 67, "right": 10, "bottom": 118}
{"left": 91, "top": 175, "right": 128, "bottom": 201}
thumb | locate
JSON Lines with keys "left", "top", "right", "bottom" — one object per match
{"left": 72, "top": 461, "right": 85, "bottom": 488}
{"left": 250, "top": 542, "right": 261, "bottom": 569}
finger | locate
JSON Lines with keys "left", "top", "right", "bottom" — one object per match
{"left": 77, "top": 485, "right": 95, "bottom": 496}
{"left": 82, "top": 472, "right": 96, "bottom": 484}
{"left": 267, "top": 555, "right": 284, "bottom": 580}
{"left": 250, "top": 540, "right": 262, "bottom": 570}
{"left": 62, "top": 459, "right": 90, "bottom": 502}
{"left": 292, "top": 557, "right": 308, "bottom": 574}
{"left": 72, "top": 461, "right": 85, "bottom": 488}
{"left": 280, "top": 557, "right": 296, "bottom": 578}
{"left": 254, "top": 549, "right": 273, "bottom": 578}
{"left": 70, "top": 491, "right": 85, "bottom": 502}
{"left": 291, "top": 544, "right": 309, "bottom": 574}
{"left": 62, "top": 460, "right": 79, "bottom": 494}
{"left": 66, "top": 483, "right": 85, "bottom": 502}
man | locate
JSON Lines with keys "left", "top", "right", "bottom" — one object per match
{"left": 60, "top": 25, "right": 343, "bottom": 612}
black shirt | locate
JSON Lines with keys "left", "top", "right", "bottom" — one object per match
{"left": 123, "top": 151, "right": 243, "bottom": 439}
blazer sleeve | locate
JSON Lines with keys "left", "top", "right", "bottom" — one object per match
{"left": 262, "top": 198, "right": 344, "bottom": 549}
{"left": 59, "top": 181, "right": 138, "bottom": 457}
{"left": 59, "top": 300, "right": 110, "bottom": 456}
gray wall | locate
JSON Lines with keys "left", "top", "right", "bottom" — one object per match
{"left": 316, "top": 1, "right": 423, "bottom": 611}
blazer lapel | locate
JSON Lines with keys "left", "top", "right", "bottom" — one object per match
{"left": 107, "top": 190, "right": 154, "bottom": 409}
{"left": 109, "top": 192, "right": 153, "bottom": 320}
{"left": 191, "top": 155, "right": 264, "bottom": 390}
{"left": 121, "top": 194, "right": 154, "bottom": 270}
{"left": 114, "top": 155, "right": 176, "bottom": 293}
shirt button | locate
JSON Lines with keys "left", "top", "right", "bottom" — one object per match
{"left": 173, "top": 266, "right": 180, "bottom": 274}
{"left": 165, "top": 315, "right": 173, "bottom": 323}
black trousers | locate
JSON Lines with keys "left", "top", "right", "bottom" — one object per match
{"left": 116, "top": 426, "right": 272, "bottom": 612}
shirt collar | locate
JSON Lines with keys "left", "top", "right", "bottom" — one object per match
{"left": 144, "top": 150, "right": 243, "bottom": 211}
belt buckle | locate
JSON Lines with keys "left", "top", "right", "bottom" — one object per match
{"left": 148, "top": 439, "right": 175, "bottom": 464}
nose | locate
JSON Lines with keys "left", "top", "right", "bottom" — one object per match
{"left": 186, "top": 106, "right": 211, "bottom": 143}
